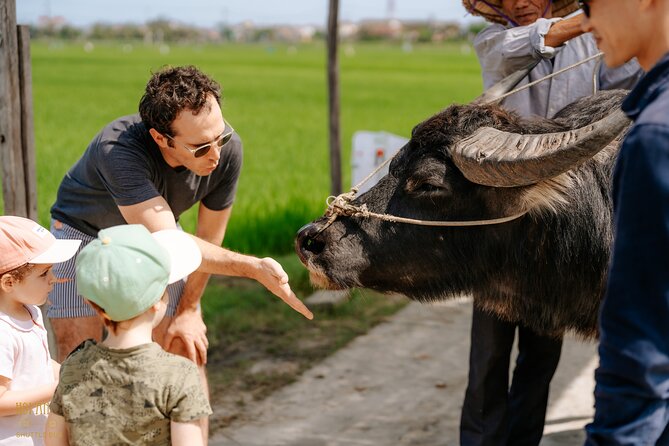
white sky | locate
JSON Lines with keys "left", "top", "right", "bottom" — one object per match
{"left": 16, "top": 0, "right": 478, "bottom": 27}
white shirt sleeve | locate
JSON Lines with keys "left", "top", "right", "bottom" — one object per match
{"left": 474, "top": 18, "right": 562, "bottom": 88}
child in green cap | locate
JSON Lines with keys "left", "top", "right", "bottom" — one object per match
{"left": 45, "top": 225, "right": 210, "bottom": 446}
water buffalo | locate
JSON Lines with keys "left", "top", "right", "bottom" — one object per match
{"left": 296, "top": 88, "right": 630, "bottom": 339}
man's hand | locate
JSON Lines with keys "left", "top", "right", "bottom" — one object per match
{"left": 190, "top": 236, "right": 314, "bottom": 320}
{"left": 545, "top": 14, "right": 586, "bottom": 48}
{"left": 254, "top": 257, "right": 314, "bottom": 320}
{"left": 164, "top": 309, "right": 209, "bottom": 365}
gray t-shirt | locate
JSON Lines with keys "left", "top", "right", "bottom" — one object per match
{"left": 51, "top": 114, "right": 242, "bottom": 236}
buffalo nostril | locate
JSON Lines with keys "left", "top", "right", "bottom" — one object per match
{"left": 301, "top": 236, "right": 325, "bottom": 255}
{"left": 296, "top": 223, "right": 326, "bottom": 257}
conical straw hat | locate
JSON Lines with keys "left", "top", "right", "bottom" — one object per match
{"left": 462, "top": 0, "right": 580, "bottom": 25}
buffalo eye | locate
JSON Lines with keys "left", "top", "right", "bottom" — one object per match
{"left": 405, "top": 177, "right": 448, "bottom": 196}
{"left": 418, "top": 183, "right": 443, "bottom": 193}
{"left": 403, "top": 157, "right": 450, "bottom": 196}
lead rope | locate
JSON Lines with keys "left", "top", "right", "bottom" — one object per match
{"left": 319, "top": 52, "right": 605, "bottom": 232}
{"left": 491, "top": 52, "right": 603, "bottom": 104}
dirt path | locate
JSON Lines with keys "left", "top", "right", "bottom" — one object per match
{"left": 210, "top": 298, "right": 597, "bottom": 446}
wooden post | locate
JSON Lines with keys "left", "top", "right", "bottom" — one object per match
{"left": 0, "top": 0, "right": 35, "bottom": 218}
{"left": 18, "top": 25, "right": 37, "bottom": 220}
{"left": 0, "top": 0, "right": 28, "bottom": 216}
{"left": 327, "top": 0, "right": 342, "bottom": 196}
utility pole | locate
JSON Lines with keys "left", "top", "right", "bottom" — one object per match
{"left": 326, "top": 0, "right": 342, "bottom": 195}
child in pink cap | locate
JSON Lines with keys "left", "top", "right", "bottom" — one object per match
{"left": 0, "top": 216, "right": 80, "bottom": 446}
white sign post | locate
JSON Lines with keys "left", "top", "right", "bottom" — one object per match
{"left": 351, "top": 131, "right": 409, "bottom": 194}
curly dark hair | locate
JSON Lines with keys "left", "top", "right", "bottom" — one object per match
{"left": 0, "top": 263, "right": 35, "bottom": 282}
{"left": 138, "top": 65, "right": 222, "bottom": 136}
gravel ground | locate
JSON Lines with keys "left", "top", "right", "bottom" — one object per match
{"left": 210, "top": 298, "right": 597, "bottom": 446}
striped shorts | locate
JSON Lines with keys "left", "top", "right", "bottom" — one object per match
{"left": 47, "top": 220, "right": 186, "bottom": 319}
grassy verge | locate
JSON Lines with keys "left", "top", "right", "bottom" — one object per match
{"left": 200, "top": 253, "right": 408, "bottom": 429}
{"left": 3, "top": 40, "right": 481, "bottom": 256}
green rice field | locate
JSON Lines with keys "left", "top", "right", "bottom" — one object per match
{"left": 16, "top": 40, "right": 483, "bottom": 255}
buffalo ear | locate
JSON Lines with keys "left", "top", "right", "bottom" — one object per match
{"left": 450, "top": 109, "right": 630, "bottom": 187}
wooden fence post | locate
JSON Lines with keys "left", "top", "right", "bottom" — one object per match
{"left": 0, "top": 0, "right": 35, "bottom": 218}
{"left": 18, "top": 25, "right": 37, "bottom": 220}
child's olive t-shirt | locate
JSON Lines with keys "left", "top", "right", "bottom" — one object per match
{"left": 50, "top": 340, "right": 211, "bottom": 445}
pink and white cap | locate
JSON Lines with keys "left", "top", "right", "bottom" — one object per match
{"left": 0, "top": 216, "right": 81, "bottom": 275}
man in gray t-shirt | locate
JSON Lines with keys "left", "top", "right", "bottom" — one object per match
{"left": 51, "top": 113, "right": 242, "bottom": 238}
{"left": 48, "top": 66, "right": 312, "bottom": 439}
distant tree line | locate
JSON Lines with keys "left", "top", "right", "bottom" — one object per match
{"left": 28, "top": 18, "right": 487, "bottom": 44}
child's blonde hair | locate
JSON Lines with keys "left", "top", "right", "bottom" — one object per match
{"left": 86, "top": 300, "right": 121, "bottom": 334}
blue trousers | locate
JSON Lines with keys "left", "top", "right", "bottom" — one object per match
{"left": 460, "top": 307, "right": 563, "bottom": 446}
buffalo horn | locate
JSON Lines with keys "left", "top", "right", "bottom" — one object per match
{"left": 472, "top": 59, "right": 541, "bottom": 105}
{"left": 451, "top": 109, "right": 630, "bottom": 187}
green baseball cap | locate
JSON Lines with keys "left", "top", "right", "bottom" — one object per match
{"left": 75, "top": 224, "right": 201, "bottom": 321}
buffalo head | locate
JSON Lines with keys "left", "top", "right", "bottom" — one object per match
{"left": 296, "top": 87, "right": 629, "bottom": 339}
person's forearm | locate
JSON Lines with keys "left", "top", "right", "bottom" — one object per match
{"left": 191, "top": 236, "right": 262, "bottom": 279}
{"left": 189, "top": 234, "right": 314, "bottom": 320}
{"left": 545, "top": 15, "right": 585, "bottom": 48}
{"left": 0, "top": 385, "right": 56, "bottom": 416}
{"left": 171, "top": 420, "right": 204, "bottom": 446}
{"left": 45, "top": 413, "right": 69, "bottom": 446}
{"left": 182, "top": 205, "right": 230, "bottom": 311}
{"left": 475, "top": 22, "right": 549, "bottom": 82}
{"left": 176, "top": 271, "right": 211, "bottom": 313}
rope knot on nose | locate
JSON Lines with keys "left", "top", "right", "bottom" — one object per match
{"left": 326, "top": 191, "right": 364, "bottom": 218}
{"left": 316, "top": 190, "right": 370, "bottom": 235}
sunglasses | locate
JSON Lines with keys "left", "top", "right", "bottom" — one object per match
{"left": 165, "top": 119, "right": 234, "bottom": 158}
{"left": 579, "top": 0, "right": 590, "bottom": 18}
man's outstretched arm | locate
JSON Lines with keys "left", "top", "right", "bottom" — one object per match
{"left": 118, "top": 196, "right": 313, "bottom": 328}
{"left": 190, "top": 235, "right": 313, "bottom": 320}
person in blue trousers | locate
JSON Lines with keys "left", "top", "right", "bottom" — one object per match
{"left": 581, "top": 0, "right": 669, "bottom": 443}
